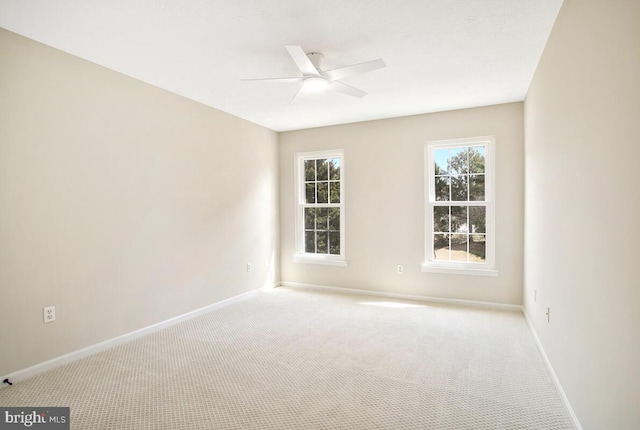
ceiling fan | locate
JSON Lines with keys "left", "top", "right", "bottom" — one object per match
{"left": 242, "top": 45, "right": 386, "bottom": 102}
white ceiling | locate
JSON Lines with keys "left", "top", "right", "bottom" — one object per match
{"left": 0, "top": 0, "right": 563, "bottom": 132}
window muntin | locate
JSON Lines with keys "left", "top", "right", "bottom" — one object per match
{"left": 424, "top": 137, "right": 496, "bottom": 275}
{"left": 295, "top": 151, "right": 345, "bottom": 265}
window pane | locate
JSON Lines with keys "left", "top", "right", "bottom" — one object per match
{"left": 450, "top": 234, "right": 468, "bottom": 261}
{"left": 316, "top": 208, "right": 328, "bottom": 230}
{"left": 469, "top": 174, "right": 485, "bottom": 201}
{"left": 451, "top": 206, "right": 468, "bottom": 233}
{"left": 449, "top": 147, "right": 468, "bottom": 174}
{"left": 317, "top": 182, "right": 329, "bottom": 203}
{"left": 305, "top": 183, "right": 316, "bottom": 204}
{"left": 328, "top": 208, "right": 340, "bottom": 231}
{"left": 470, "top": 235, "right": 486, "bottom": 262}
{"left": 329, "top": 231, "right": 340, "bottom": 255}
{"left": 435, "top": 176, "right": 450, "bottom": 201}
{"left": 451, "top": 175, "right": 469, "bottom": 201}
{"left": 317, "top": 159, "right": 328, "bottom": 180}
{"left": 434, "top": 149, "right": 449, "bottom": 175}
{"left": 317, "top": 231, "right": 328, "bottom": 253}
{"left": 433, "top": 206, "right": 449, "bottom": 233}
{"left": 469, "top": 147, "right": 485, "bottom": 174}
{"left": 433, "top": 234, "right": 449, "bottom": 261}
{"left": 305, "top": 160, "right": 316, "bottom": 181}
{"left": 470, "top": 206, "right": 486, "bottom": 233}
{"left": 305, "top": 231, "right": 315, "bottom": 253}
{"left": 330, "top": 181, "right": 340, "bottom": 203}
{"left": 329, "top": 158, "right": 340, "bottom": 180}
{"left": 304, "top": 208, "right": 316, "bottom": 230}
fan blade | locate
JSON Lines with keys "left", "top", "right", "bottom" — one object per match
{"left": 289, "top": 84, "right": 304, "bottom": 104}
{"left": 241, "top": 77, "right": 301, "bottom": 83}
{"left": 324, "top": 59, "right": 386, "bottom": 81}
{"left": 327, "top": 81, "right": 367, "bottom": 98}
{"left": 285, "top": 45, "right": 320, "bottom": 76}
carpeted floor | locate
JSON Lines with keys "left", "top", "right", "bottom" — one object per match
{"left": 0, "top": 287, "right": 575, "bottom": 429}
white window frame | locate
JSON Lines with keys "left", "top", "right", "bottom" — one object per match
{"left": 422, "top": 136, "right": 498, "bottom": 277}
{"left": 294, "top": 149, "right": 347, "bottom": 267}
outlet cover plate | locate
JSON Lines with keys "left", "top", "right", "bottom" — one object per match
{"left": 43, "top": 306, "right": 56, "bottom": 323}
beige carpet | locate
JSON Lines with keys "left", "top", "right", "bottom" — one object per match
{"left": 0, "top": 287, "right": 575, "bottom": 429}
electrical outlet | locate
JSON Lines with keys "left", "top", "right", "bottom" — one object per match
{"left": 546, "top": 307, "right": 550, "bottom": 323}
{"left": 246, "top": 263, "right": 251, "bottom": 273}
{"left": 43, "top": 306, "right": 56, "bottom": 323}
{"left": 397, "top": 265, "right": 404, "bottom": 275}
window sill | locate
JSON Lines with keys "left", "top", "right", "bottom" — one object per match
{"left": 421, "top": 264, "right": 499, "bottom": 277}
{"left": 293, "top": 255, "right": 348, "bottom": 267}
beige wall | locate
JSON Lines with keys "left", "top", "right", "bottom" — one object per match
{"left": 0, "top": 29, "right": 280, "bottom": 376}
{"left": 524, "top": 1, "right": 640, "bottom": 429}
{"left": 280, "top": 103, "right": 524, "bottom": 305}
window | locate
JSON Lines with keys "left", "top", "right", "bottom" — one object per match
{"left": 294, "top": 150, "right": 346, "bottom": 266}
{"left": 423, "top": 136, "right": 497, "bottom": 276}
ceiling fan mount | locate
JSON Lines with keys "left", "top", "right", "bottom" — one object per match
{"left": 242, "top": 45, "right": 386, "bottom": 103}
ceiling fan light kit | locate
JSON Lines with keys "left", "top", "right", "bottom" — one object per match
{"left": 303, "top": 76, "right": 329, "bottom": 91}
{"left": 242, "top": 45, "right": 385, "bottom": 102}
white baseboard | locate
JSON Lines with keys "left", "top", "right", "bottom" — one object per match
{"left": 1, "top": 288, "right": 263, "bottom": 385}
{"left": 523, "top": 310, "right": 583, "bottom": 430}
{"left": 278, "top": 281, "right": 523, "bottom": 312}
